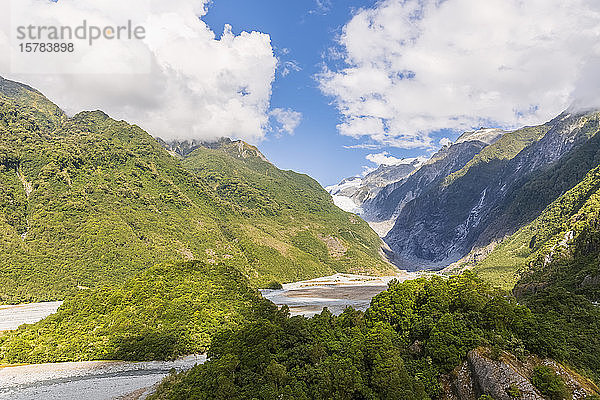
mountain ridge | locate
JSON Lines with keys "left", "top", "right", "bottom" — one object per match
{"left": 0, "top": 77, "right": 394, "bottom": 304}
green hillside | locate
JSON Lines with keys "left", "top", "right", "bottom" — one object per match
{"left": 0, "top": 77, "right": 393, "bottom": 304}
{"left": 148, "top": 274, "right": 600, "bottom": 399}
{"left": 443, "top": 125, "right": 549, "bottom": 186}
{"left": 473, "top": 163, "right": 600, "bottom": 295}
{"left": 0, "top": 261, "right": 267, "bottom": 363}
{"left": 178, "top": 141, "right": 392, "bottom": 283}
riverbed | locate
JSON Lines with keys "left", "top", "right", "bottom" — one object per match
{"left": 260, "top": 272, "right": 417, "bottom": 316}
{"left": 0, "top": 355, "right": 206, "bottom": 400}
{"left": 1, "top": 272, "right": 415, "bottom": 399}
{"left": 0, "top": 302, "right": 62, "bottom": 332}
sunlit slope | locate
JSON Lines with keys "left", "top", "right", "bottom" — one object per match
{"left": 0, "top": 77, "right": 393, "bottom": 304}
{"left": 473, "top": 164, "right": 600, "bottom": 297}
{"left": 0, "top": 261, "right": 267, "bottom": 363}
{"left": 179, "top": 140, "right": 395, "bottom": 283}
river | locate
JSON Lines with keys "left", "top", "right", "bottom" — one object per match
{"left": 0, "top": 355, "right": 206, "bottom": 400}
{"left": 260, "top": 272, "right": 418, "bottom": 316}
{"left": 0, "top": 272, "right": 415, "bottom": 399}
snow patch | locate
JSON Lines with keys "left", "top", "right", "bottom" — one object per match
{"left": 331, "top": 194, "right": 363, "bottom": 214}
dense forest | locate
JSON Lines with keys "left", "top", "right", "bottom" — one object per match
{"left": 148, "top": 274, "right": 600, "bottom": 399}
{"left": 0, "top": 76, "right": 393, "bottom": 304}
{"left": 0, "top": 261, "right": 270, "bottom": 363}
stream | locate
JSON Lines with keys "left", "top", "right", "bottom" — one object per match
{"left": 260, "top": 272, "right": 417, "bottom": 316}
{"left": 0, "top": 272, "right": 416, "bottom": 399}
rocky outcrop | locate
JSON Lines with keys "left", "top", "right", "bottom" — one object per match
{"left": 442, "top": 347, "right": 600, "bottom": 400}
{"left": 326, "top": 158, "right": 424, "bottom": 218}
{"left": 385, "top": 111, "right": 600, "bottom": 270}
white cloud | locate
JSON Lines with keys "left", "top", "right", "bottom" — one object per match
{"left": 319, "top": 0, "right": 600, "bottom": 148}
{"left": 365, "top": 151, "right": 426, "bottom": 167}
{"left": 280, "top": 60, "right": 301, "bottom": 77}
{"left": 343, "top": 143, "right": 382, "bottom": 150}
{"left": 0, "top": 0, "right": 279, "bottom": 143}
{"left": 439, "top": 137, "right": 452, "bottom": 147}
{"left": 270, "top": 107, "right": 302, "bottom": 135}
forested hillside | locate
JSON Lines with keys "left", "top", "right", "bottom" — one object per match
{"left": 0, "top": 76, "right": 393, "bottom": 304}
{"left": 473, "top": 163, "right": 600, "bottom": 296}
{"left": 0, "top": 261, "right": 268, "bottom": 363}
{"left": 148, "top": 274, "right": 600, "bottom": 400}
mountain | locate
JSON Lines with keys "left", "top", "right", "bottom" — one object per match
{"left": 326, "top": 158, "right": 425, "bottom": 220}
{"left": 362, "top": 130, "right": 503, "bottom": 237}
{"left": 469, "top": 163, "right": 600, "bottom": 296}
{"left": 0, "top": 76, "right": 394, "bottom": 304}
{"left": 325, "top": 128, "right": 502, "bottom": 240}
{"left": 373, "top": 111, "right": 599, "bottom": 269}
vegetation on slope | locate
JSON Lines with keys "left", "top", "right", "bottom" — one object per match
{"left": 148, "top": 273, "right": 600, "bottom": 399}
{"left": 474, "top": 164, "right": 600, "bottom": 292}
{"left": 481, "top": 120, "right": 600, "bottom": 244}
{"left": 0, "top": 77, "right": 393, "bottom": 304}
{"left": 179, "top": 141, "right": 392, "bottom": 284}
{"left": 0, "top": 261, "right": 267, "bottom": 363}
{"left": 443, "top": 125, "right": 549, "bottom": 186}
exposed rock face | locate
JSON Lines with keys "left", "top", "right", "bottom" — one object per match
{"left": 326, "top": 158, "right": 424, "bottom": 219}
{"left": 157, "top": 137, "right": 270, "bottom": 162}
{"left": 384, "top": 111, "right": 600, "bottom": 270}
{"left": 442, "top": 348, "right": 600, "bottom": 400}
{"left": 467, "top": 349, "right": 543, "bottom": 400}
{"left": 361, "top": 140, "right": 490, "bottom": 238}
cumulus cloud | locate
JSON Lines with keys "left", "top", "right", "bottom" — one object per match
{"left": 439, "top": 137, "right": 452, "bottom": 147}
{"left": 0, "top": 0, "right": 280, "bottom": 143}
{"left": 365, "top": 151, "right": 426, "bottom": 167}
{"left": 319, "top": 0, "right": 600, "bottom": 148}
{"left": 270, "top": 107, "right": 302, "bottom": 135}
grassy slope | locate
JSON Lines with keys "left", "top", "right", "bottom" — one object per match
{"left": 180, "top": 144, "right": 392, "bottom": 284}
{"left": 0, "top": 78, "right": 393, "bottom": 303}
{"left": 443, "top": 125, "right": 549, "bottom": 187}
{"left": 473, "top": 164, "right": 600, "bottom": 292}
{"left": 0, "top": 261, "right": 267, "bottom": 363}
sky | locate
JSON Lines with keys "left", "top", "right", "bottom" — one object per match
{"left": 1, "top": 0, "right": 600, "bottom": 185}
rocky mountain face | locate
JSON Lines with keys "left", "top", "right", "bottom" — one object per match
{"left": 326, "top": 158, "right": 424, "bottom": 216}
{"left": 327, "top": 129, "right": 502, "bottom": 237}
{"left": 362, "top": 134, "right": 500, "bottom": 236}
{"left": 384, "top": 111, "right": 600, "bottom": 269}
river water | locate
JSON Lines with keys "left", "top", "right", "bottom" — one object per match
{"left": 0, "top": 272, "right": 415, "bottom": 399}
{"left": 0, "top": 355, "right": 206, "bottom": 400}
{"left": 260, "top": 272, "right": 417, "bottom": 316}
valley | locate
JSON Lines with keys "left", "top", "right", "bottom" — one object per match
{"left": 1, "top": 74, "right": 599, "bottom": 399}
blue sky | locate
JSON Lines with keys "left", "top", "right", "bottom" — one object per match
{"left": 7, "top": 0, "right": 596, "bottom": 187}
{"left": 203, "top": 0, "right": 445, "bottom": 186}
